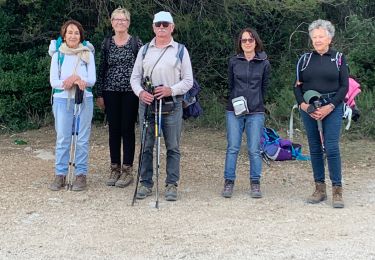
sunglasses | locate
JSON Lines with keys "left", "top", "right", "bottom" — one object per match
{"left": 154, "top": 21, "right": 171, "bottom": 27}
{"left": 241, "top": 38, "right": 255, "bottom": 44}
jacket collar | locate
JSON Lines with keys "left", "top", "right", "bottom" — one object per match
{"left": 312, "top": 48, "right": 336, "bottom": 56}
{"left": 236, "top": 51, "right": 268, "bottom": 61}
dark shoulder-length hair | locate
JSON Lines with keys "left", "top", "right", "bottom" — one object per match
{"left": 60, "top": 20, "right": 85, "bottom": 42}
{"left": 236, "top": 28, "right": 264, "bottom": 54}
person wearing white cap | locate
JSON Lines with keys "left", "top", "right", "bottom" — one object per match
{"left": 131, "top": 11, "right": 193, "bottom": 201}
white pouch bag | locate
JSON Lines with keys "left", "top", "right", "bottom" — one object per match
{"left": 231, "top": 96, "right": 249, "bottom": 116}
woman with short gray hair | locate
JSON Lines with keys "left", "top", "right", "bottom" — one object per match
{"left": 308, "top": 19, "right": 335, "bottom": 38}
{"left": 294, "top": 19, "right": 349, "bottom": 208}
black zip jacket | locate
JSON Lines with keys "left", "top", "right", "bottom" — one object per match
{"left": 294, "top": 48, "right": 349, "bottom": 107}
{"left": 226, "top": 51, "right": 271, "bottom": 113}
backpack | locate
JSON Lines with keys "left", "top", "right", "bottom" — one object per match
{"left": 261, "top": 127, "right": 309, "bottom": 163}
{"left": 141, "top": 42, "right": 203, "bottom": 119}
{"left": 289, "top": 51, "right": 361, "bottom": 140}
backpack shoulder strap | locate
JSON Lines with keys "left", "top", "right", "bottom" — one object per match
{"left": 296, "top": 52, "right": 311, "bottom": 82}
{"left": 142, "top": 42, "right": 150, "bottom": 60}
{"left": 104, "top": 36, "right": 111, "bottom": 56}
{"left": 175, "top": 43, "right": 185, "bottom": 67}
{"left": 130, "top": 36, "right": 139, "bottom": 57}
{"left": 336, "top": 51, "right": 343, "bottom": 71}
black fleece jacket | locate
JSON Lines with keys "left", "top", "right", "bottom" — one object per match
{"left": 294, "top": 48, "right": 349, "bottom": 107}
{"left": 227, "top": 51, "right": 271, "bottom": 113}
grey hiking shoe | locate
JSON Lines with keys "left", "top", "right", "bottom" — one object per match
{"left": 136, "top": 185, "right": 152, "bottom": 199}
{"left": 115, "top": 165, "right": 134, "bottom": 188}
{"left": 250, "top": 181, "right": 262, "bottom": 198}
{"left": 49, "top": 175, "right": 66, "bottom": 191}
{"left": 106, "top": 163, "right": 121, "bottom": 186}
{"left": 165, "top": 184, "right": 178, "bottom": 201}
{"left": 72, "top": 175, "right": 87, "bottom": 191}
{"left": 222, "top": 179, "right": 234, "bottom": 198}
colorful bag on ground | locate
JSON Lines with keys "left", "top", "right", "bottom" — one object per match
{"left": 260, "top": 127, "right": 309, "bottom": 161}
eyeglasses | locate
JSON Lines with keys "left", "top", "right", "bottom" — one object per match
{"left": 112, "top": 18, "right": 128, "bottom": 23}
{"left": 154, "top": 21, "right": 171, "bottom": 27}
{"left": 241, "top": 38, "right": 255, "bottom": 44}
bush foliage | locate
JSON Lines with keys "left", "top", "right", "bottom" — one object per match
{"left": 0, "top": 0, "right": 374, "bottom": 136}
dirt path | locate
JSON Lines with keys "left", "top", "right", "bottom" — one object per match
{"left": 0, "top": 125, "right": 374, "bottom": 259}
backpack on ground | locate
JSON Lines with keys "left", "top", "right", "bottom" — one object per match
{"left": 141, "top": 42, "right": 203, "bottom": 119}
{"left": 289, "top": 51, "right": 361, "bottom": 140}
{"left": 261, "top": 127, "right": 308, "bottom": 162}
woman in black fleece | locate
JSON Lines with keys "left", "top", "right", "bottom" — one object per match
{"left": 294, "top": 19, "right": 349, "bottom": 208}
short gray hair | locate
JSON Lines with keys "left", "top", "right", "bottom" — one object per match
{"left": 308, "top": 19, "right": 335, "bottom": 38}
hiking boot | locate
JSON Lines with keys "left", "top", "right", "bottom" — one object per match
{"left": 250, "top": 181, "right": 262, "bottom": 198}
{"left": 106, "top": 163, "right": 121, "bottom": 186}
{"left": 165, "top": 184, "right": 178, "bottom": 201}
{"left": 72, "top": 175, "right": 87, "bottom": 191}
{"left": 222, "top": 179, "right": 234, "bottom": 198}
{"left": 307, "top": 182, "right": 327, "bottom": 203}
{"left": 332, "top": 186, "right": 344, "bottom": 208}
{"left": 48, "top": 175, "right": 66, "bottom": 191}
{"left": 136, "top": 185, "right": 152, "bottom": 199}
{"left": 115, "top": 165, "right": 134, "bottom": 188}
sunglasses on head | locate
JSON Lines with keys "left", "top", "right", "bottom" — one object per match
{"left": 154, "top": 21, "right": 170, "bottom": 27}
{"left": 241, "top": 38, "right": 255, "bottom": 44}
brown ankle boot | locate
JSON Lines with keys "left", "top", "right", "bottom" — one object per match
{"left": 106, "top": 163, "right": 121, "bottom": 186}
{"left": 48, "top": 175, "right": 66, "bottom": 191}
{"left": 115, "top": 165, "right": 134, "bottom": 188}
{"left": 307, "top": 182, "right": 327, "bottom": 203}
{"left": 72, "top": 175, "right": 87, "bottom": 191}
{"left": 332, "top": 186, "right": 344, "bottom": 208}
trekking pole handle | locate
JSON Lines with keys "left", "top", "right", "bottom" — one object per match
{"left": 74, "top": 84, "right": 84, "bottom": 104}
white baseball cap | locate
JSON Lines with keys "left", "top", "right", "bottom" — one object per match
{"left": 153, "top": 11, "right": 174, "bottom": 24}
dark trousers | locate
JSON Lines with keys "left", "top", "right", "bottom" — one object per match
{"left": 103, "top": 91, "right": 139, "bottom": 166}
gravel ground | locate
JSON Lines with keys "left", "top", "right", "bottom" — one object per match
{"left": 0, "top": 124, "right": 374, "bottom": 260}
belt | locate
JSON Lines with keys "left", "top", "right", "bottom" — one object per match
{"left": 320, "top": 92, "right": 336, "bottom": 99}
{"left": 53, "top": 87, "right": 92, "bottom": 94}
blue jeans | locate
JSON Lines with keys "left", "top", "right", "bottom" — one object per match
{"left": 224, "top": 111, "right": 265, "bottom": 182}
{"left": 300, "top": 103, "right": 343, "bottom": 186}
{"left": 53, "top": 97, "right": 93, "bottom": 175}
{"left": 138, "top": 101, "right": 183, "bottom": 188}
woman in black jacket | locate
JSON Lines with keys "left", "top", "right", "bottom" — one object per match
{"left": 294, "top": 19, "right": 349, "bottom": 208}
{"left": 222, "top": 28, "right": 271, "bottom": 198}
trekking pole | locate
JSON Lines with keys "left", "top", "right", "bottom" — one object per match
{"left": 317, "top": 120, "right": 326, "bottom": 160}
{"left": 154, "top": 98, "right": 162, "bottom": 209}
{"left": 132, "top": 103, "right": 150, "bottom": 206}
{"left": 66, "top": 86, "right": 84, "bottom": 190}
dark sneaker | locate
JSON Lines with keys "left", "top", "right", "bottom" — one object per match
{"left": 48, "top": 175, "right": 66, "bottom": 191}
{"left": 250, "top": 182, "right": 262, "bottom": 198}
{"left": 136, "top": 185, "right": 152, "bottom": 199}
{"left": 222, "top": 179, "right": 234, "bottom": 198}
{"left": 106, "top": 164, "right": 121, "bottom": 186}
{"left": 115, "top": 165, "right": 134, "bottom": 188}
{"left": 72, "top": 175, "right": 87, "bottom": 191}
{"left": 165, "top": 184, "right": 178, "bottom": 201}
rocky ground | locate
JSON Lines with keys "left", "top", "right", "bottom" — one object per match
{"left": 0, "top": 124, "right": 374, "bottom": 259}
